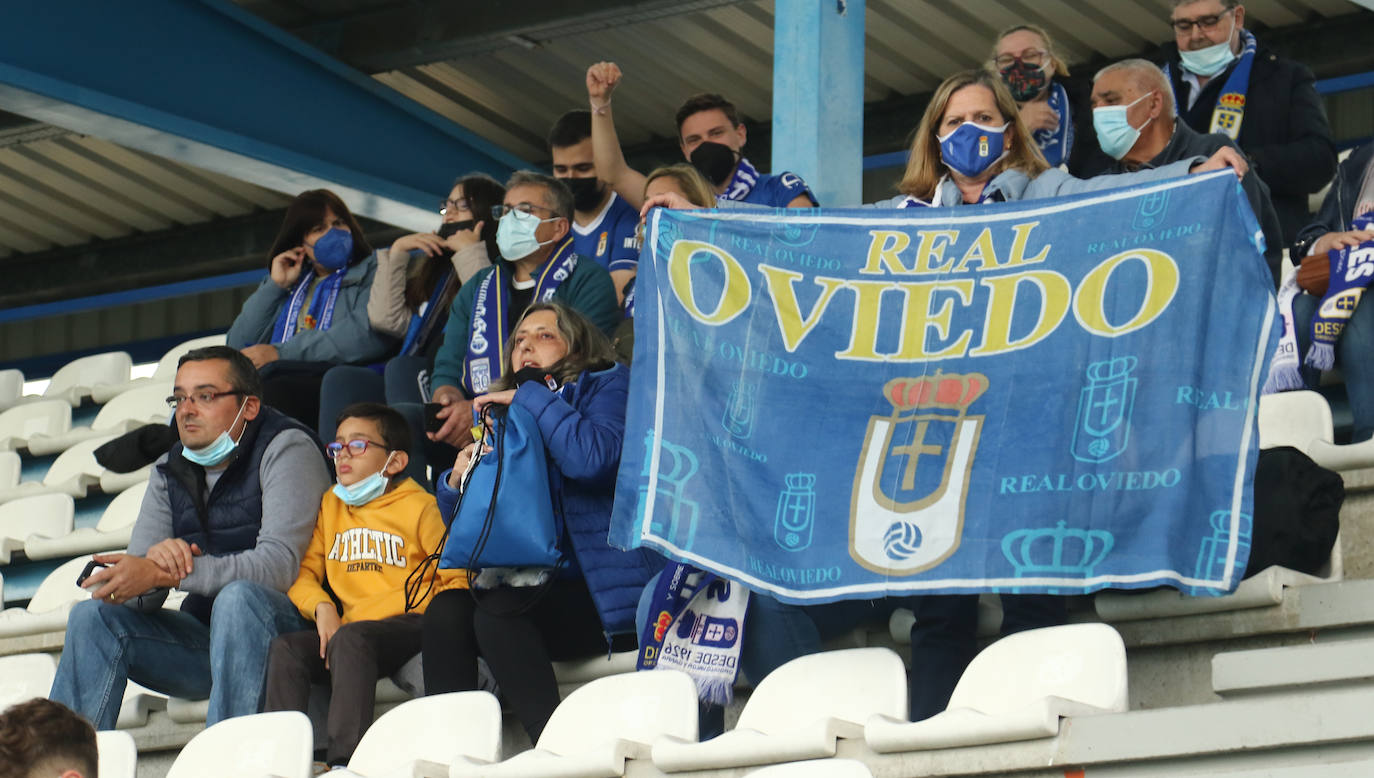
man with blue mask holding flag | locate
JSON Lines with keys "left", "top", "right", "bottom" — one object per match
{"left": 427, "top": 172, "right": 619, "bottom": 450}
{"left": 50, "top": 345, "right": 331, "bottom": 731}
{"left": 1092, "top": 58, "right": 1284, "bottom": 283}
{"left": 1158, "top": 0, "right": 1336, "bottom": 245}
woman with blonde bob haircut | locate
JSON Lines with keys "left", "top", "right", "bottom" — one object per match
{"left": 879, "top": 68, "right": 1249, "bottom": 211}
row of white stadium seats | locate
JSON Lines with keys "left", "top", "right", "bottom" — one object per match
{"left": 131, "top": 626, "right": 1121, "bottom": 778}
{"left": 0, "top": 434, "right": 150, "bottom": 506}
{"left": 0, "top": 386, "right": 170, "bottom": 456}
{"left": 0, "top": 334, "right": 226, "bottom": 414}
{"left": 0, "top": 482, "right": 144, "bottom": 565}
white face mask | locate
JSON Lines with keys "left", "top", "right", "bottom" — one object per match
{"left": 1178, "top": 14, "right": 1238, "bottom": 77}
{"left": 1093, "top": 91, "right": 1156, "bottom": 160}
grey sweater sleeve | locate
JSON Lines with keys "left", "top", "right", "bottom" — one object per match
{"left": 122, "top": 458, "right": 176, "bottom": 611}
{"left": 179, "top": 429, "right": 330, "bottom": 595}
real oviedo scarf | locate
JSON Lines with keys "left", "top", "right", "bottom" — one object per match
{"left": 461, "top": 237, "right": 578, "bottom": 396}
{"left": 270, "top": 266, "right": 346, "bottom": 343}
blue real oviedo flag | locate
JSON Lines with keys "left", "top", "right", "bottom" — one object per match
{"left": 610, "top": 172, "right": 1277, "bottom": 604}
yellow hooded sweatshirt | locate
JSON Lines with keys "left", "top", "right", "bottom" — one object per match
{"left": 288, "top": 477, "right": 466, "bottom": 623}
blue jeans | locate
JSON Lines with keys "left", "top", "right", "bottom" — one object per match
{"left": 50, "top": 580, "right": 307, "bottom": 729}
{"left": 1293, "top": 292, "right": 1374, "bottom": 442}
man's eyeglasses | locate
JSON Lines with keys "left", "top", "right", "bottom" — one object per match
{"left": 992, "top": 48, "right": 1048, "bottom": 70}
{"left": 166, "top": 390, "right": 242, "bottom": 411}
{"left": 491, "top": 203, "right": 559, "bottom": 219}
{"left": 1171, "top": 9, "right": 1233, "bottom": 34}
{"left": 440, "top": 198, "right": 470, "bottom": 216}
{"left": 325, "top": 439, "right": 389, "bottom": 459}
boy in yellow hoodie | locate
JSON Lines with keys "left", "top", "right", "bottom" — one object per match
{"left": 264, "top": 403, "right": 464, "bottom": 768}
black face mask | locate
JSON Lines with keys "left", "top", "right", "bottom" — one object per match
{"left": 689, "top": 142, "right": 739, "bottom": 187}
{"left": 436, "top": 219, "right": 476, "bottom": 239}
{"left": 999, "top": 61, "right": 1048, "bottom": 102}
{"left": 560, "top": 177, "right": 604, "bottom": 212}
{"left": 511, "top": 365, "right": 559, "bottom": 390}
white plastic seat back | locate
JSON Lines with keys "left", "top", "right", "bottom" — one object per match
{"left": 738, "top": 648, "right": 907, "bottom": 734}
{"left": 0, "top": 369, "right": 23, "bottom": 411}
{"left": 42, "top": 436, "right": 113, "bottom": 489}
{"left": 348, "top": 691, "right": 501, "bottom": 775}
{"left": 166, "top": 710, "right": 312, "bottom": 778}
{"left": 44, "top": 352, "right": 133, "bottom": 405}
{"left": 0, "top": 493, "right": 75, "bottom": 563}
{"left": 98, "top": 481, "right": 148, "bottom": 533}
{"left": 0, "top": 399, "right": 71, "bottom": 450}
{"left": 747, "top": 759, "right": 873, "bottom": 777}
{"left": 28, "top": 555, "right": 99, "bottom": 614}
{"left": 0, "top": 653, "right": 57, "bottom": 710}
{"left": 91, "top": 384, "right": 172, "bottom": 432}
{"left": 949, "top": 623, "right": 1127, "bottom": 716}
{"left": 1258, "top": 391, "right": 1334, "bottom": 456}
{"left": 0, "top": 451, "right": 18, "bottom": 489}
{"left": 538, "top": 670, "right": 698, "bottom": 757}
{"left": 97, "top": 729, "right": 138, "bottom": 778}
{"left": 155, "top": 335, "right": 228, "bottom": 380}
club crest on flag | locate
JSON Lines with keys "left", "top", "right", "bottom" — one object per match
{"left": 1071, "top": 357, "right": 1138, "bottom": 463}
{"left": 850, "top": 372, "right": 987, "bottom": 575}
{"left": 1133, "top": 190, "right": 1170, "bottom": 231}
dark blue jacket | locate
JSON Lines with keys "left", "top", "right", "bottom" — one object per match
{"left": 1294, "top": 143, "right": 1373, "bottom": 260}
{"left": 159, "top": 406, "right": 323, "bottom": 621}
{"left": 438, "top": 364, "right": 660, "bottom": 638}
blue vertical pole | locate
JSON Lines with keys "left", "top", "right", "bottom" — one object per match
{"left": 772, "top": 0, "right": 866, "bottom": 207}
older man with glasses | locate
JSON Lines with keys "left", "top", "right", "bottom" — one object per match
{"left": 426, "top": 171, "right": 619, "bottom": 450}
{"left": 50, "top": 345, "right": 331, "bottom": 730}
{"left": 1157, "top": 0, "right": 1337, "bottom": 246}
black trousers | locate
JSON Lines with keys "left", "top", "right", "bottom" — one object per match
{"left": 421, "top": 581, "right": 610, "bottom": 742}
{"left": 264, "top": 613, "right": 423, "bottom": 766}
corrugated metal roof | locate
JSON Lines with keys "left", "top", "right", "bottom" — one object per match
{"left": 0, "top": 129, "right": 291, "bottom": 261}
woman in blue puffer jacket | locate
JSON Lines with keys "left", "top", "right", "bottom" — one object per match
{"left": 420, "top": 301, "right": 660, "bottom": 742}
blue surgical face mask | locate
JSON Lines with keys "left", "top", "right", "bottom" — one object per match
{"left": 311, "top": 227, "right": 354, "bottom": 272}
{"left": 333, "top": 452, "right": 395, "bottom": 507}
{"left": 937, "top": 121, "right": 1009, "bottom": 179}
{"left": 181, "top": 399, "right": 249, "bottom": 467}
{"left": 1179, "top": 16, "right": 1238, "bottom": 77}
{"left": 1093, "top": 91, "right": 1156, "bottom": 160}
{"left": 496, "top": 209, "right": 558, "bottom": 261}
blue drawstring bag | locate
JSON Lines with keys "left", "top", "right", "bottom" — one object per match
{"left": 437, "top": 403, "right": 564, "bottom": 571}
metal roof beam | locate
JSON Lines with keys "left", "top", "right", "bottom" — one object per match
{"left": 0, "top": 0, "right": 527, "bottom": 233}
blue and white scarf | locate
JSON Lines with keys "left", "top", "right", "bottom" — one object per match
{"left": 401, "top": 269, "right": 456, "bottom": 357}
{"left": 637, "top": 562, "right": 749, "bottom": 706}
{"left": 1263, "top": 275, "right": 1303, "bottom": 394}
{"left": 270, "top": 267, "right": 346, "bottom": 343}
{"left": 1034, "top": 81, "right": 1074, "bottom": 168}
{"left": 898, "top": 176, "right": 1007, "bottom": 209}
{"left": 719, "top": 157, "right": 761, "bottom": 203}
{"left": 1165, "top": 29, "right": 1257, "bottom": 141}
{"left": 1307, "top": 223, "right": 1374, "bottom": 371}
{"left": 461, "top": 237, "right": 578, "bottom": 396}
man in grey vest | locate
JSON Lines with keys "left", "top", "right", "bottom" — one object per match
{"left": 50, "top": 346, "right": 330, "bottom": 729}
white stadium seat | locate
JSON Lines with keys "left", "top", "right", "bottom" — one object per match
{"left": 0, "top": 435, "right": 150, "bottom": 504}
{"left": 0, "top": 451, "right": 18, "bottom": 491}
{"left": 865, "top": 624, "right": 1128, "bottom": 753}
{"left": 27, "top": 384, "right": 171, "bottom": 456}
{"left": 25, "top": 480, "right": 146, "bottom": 561}
{"left": 97, "top": 729, "right": 138, "bottom": 778}
{"left": 0, "top": 493, "right": 75, "bottom": 564}
{"left": 0, "top": 369, "right": 23, "bottom": 412}
{"left": 451, "top": 670, "right": 697, "bottom": 777}
{"left": 0, "top": 399, "right": 71, "bottom": 453}
{"left": 117, "top": 680, "right": 169, "bottom": 730}
{"left": 91, "top": 334, "right": 228, "bottom": 404}
{"left": 166, "top": 710, "right": 313, "bottom": 778}
{"left": 653, "top": 648, "right": 907, "bottom": 773}
{"left": 340, "top": 692, "right": 501, "bottom": 777}
{"left": 43, "top": 351, "right": 133, "bottom": 407}
{"left": 746, "top": 759, "right": 874, "bottom": 777}
{"left": 0, "top": 554, "right": 106, "bottom": 639}
{"left": 0, "top": 652, "right": 57, "bottom": 711}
